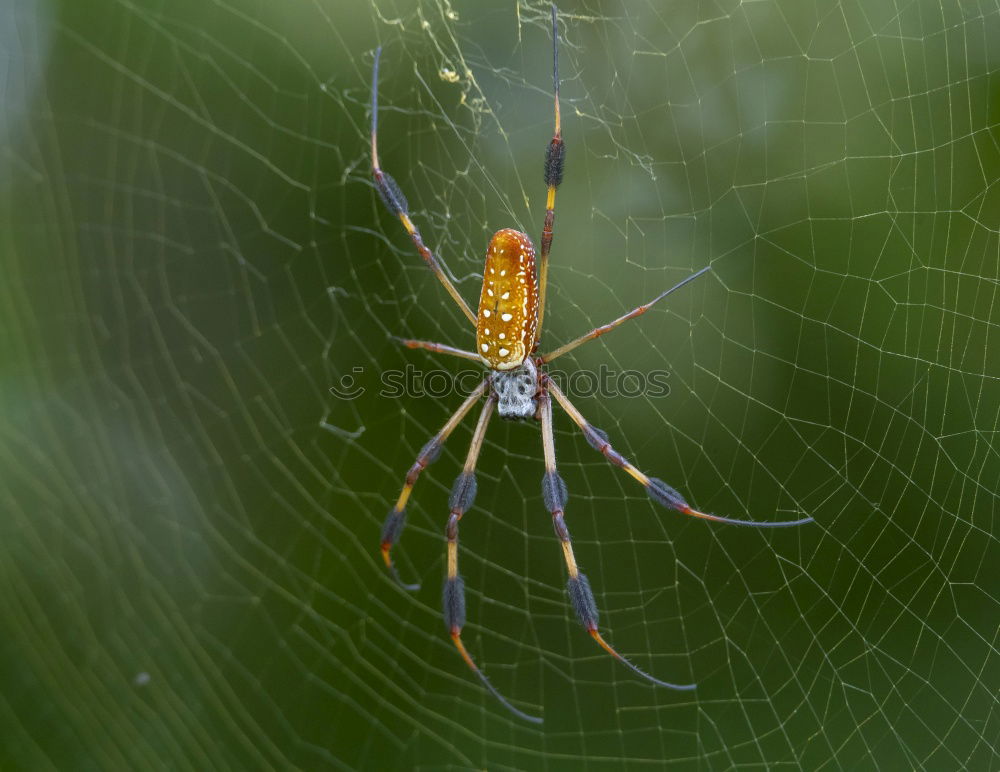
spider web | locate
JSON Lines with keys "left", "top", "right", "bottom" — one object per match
{"left": 3, "top": 0, "right": 998, "bottom": 767}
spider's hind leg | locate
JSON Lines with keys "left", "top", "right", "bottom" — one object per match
{"left": 391, "top": 336, "right": 482, "bottom": 363}
{"left": 369, "top": 47, "right": 476, "bottom": 326}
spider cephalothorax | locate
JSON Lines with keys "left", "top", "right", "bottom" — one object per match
{"left": 368, "top": 4, "right": 813, "bottom": 724}
{"left": 491, "top": 357, "right": 539, "bottom": 420}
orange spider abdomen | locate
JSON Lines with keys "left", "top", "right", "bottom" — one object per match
{"left": 476, "top": 229, "right": 538, "bottom": 370}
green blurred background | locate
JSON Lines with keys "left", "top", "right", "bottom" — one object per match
{"left": 2, "top": 0, "right": 998, "bottom": 768}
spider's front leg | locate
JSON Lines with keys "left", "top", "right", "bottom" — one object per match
{"left": 538, "top": 386, "right": 696, "bottom": 691}
{"left": 441, "top": 394, "right": 543, "bottom": 723}
{"left": 380, "top": 380, "right": 489, "bottom": 590}
{"left": 546, "top": 379, "right": 814, "bottom": 528}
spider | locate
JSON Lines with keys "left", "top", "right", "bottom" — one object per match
{"left": 369, "top": 5, "right": 813, "bottom": 724}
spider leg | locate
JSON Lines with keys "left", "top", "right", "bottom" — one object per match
{"left": 370, "top": 47, "right": 477, "bottom": 326}
{"left": 535, "top": 3, "right": 564, "bottom": 349}
{"left": 546, "top": 379, "right": 814, "bottom": 527}
{"left": 442, "top": 395, "right": 544, "bottom": 723}
{"left": 381, "top": 380, "right": 489, "bottom": 590}
{"left": 391, "top": 336, "right": 481, "bottom": 363}
{"left": 539, "top": 388, "right": 696, "bottom": 691}
{"left": 540, "top": 265, "right": 711, "bottom": 363}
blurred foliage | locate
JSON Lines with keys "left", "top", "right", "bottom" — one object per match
{"left": 2, "top": 0, "right": 998, "bottom": 768}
